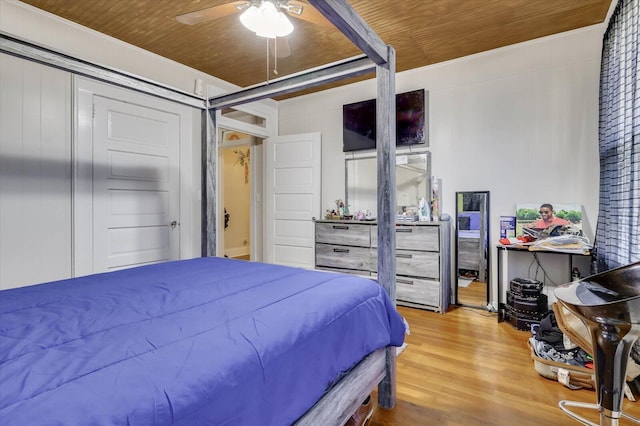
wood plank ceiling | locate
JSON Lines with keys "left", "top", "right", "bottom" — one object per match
{"left": 20, "top": 0, "right": 612, "bottom": 98}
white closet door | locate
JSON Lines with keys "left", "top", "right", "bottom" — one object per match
{"left": 92, "top": 96, "right": 181, "bottom": 271}
{"left": 0, "top": 54, "right": 72, "bottom": 289}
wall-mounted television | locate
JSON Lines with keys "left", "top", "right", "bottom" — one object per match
{"left": 342, "top": 98, "right": 377, "bottom": 152}
{"left": 342, "top": 89, "right": 427, "bottom": 152}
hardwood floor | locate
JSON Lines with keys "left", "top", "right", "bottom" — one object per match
{"left": 457, "top": 280, "right": 487, "bottom": 308}
{"left": 369, "top": 305, "right": 640, "bottom": 425}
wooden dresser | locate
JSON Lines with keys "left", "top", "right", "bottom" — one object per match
{"left": 314, "top": 219, "right": 451, "bottom": 313}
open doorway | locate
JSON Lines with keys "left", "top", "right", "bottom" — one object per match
{"left": 218, "top": 129, "right": 263, "bottom": 261}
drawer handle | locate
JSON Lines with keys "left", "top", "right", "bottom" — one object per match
{"left": 396, "top": 228, "right": 413, "bottom": 233}
{"left": 397, "top": 278, "right": 414, "bottom": 285}
{"left": 332, "top": 225, "right": 349, "bottom": 230}
{"left": 333, "top": 248, "right": 350, "bottom": 253}
{"left": 396, "top": 253, "right": 413, "bottom": 259}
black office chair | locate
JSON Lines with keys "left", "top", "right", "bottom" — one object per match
{"left": 554, "top": 261, "right": 640, "bottom": 426}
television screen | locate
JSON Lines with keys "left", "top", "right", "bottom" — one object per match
{"left": 342, "top": 98, "right": 376, "bottom": 152}
{"left": 342, "top": 89, "right": 426, "bottom": 152}
{"left": 396, "top": 89, "right": 425, "bottom": 146}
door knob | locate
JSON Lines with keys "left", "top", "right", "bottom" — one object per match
{"left": 170, "top": 220, "right": 178, "bottom": 229}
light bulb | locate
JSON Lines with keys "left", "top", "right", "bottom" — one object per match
{"left": 239, "top": 5, "right": 260, "bottom": 33}
{"left": 240, "top": 1, "right": 293, "bottom": 39}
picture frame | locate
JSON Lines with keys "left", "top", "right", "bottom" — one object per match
{"left": 515, "top": 203, "right": 582, "bottom": 237}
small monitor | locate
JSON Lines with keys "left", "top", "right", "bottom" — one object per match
{"left": 342, "top": 98, "right": 376, "bottom": 152}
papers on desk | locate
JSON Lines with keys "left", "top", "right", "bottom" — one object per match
{"left": 528, "top": 235, "right": 592, "bottom": 254}
{"left": 498, "top": 235, "right": 592, "bottom": 255}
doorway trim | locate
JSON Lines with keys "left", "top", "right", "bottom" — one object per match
{"left": 215, "top": 102, "right": 276, "bottom": 261}
{"left": 218, "top": 133, "right": 255, "bottom": 260}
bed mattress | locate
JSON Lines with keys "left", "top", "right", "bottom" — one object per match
{"left": 458, "top": 230, "right": 480, "bottom": 239}
{"left": 0, "top": 257, "right": 405, "bottom": 425}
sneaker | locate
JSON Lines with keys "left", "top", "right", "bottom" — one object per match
{"left": 345, "top": 395, "right": 374, "bottom": 426}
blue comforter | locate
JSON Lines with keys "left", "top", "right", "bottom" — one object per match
{"left": 0, "top": 257, "right": 405, "bottom": 425}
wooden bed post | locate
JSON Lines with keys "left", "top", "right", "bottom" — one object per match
{"left": 202, "top": 107, "right": 217, "bottom": 257}
{"left": 376, "top": 45, "right": 397, "bottom": 304}
{"left": 376, "top": 45, "right": 398, "bottom": 410}
{"left": 296, "top": 3, "right": 398, "bottom": 408}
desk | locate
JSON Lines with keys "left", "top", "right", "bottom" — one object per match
{"left": 496, "top": 245, "right": 591, "bottom": 322}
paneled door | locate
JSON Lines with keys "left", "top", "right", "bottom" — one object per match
{"left": 264, "top": 133, "right": 321, "bottom": 268}
{"left": 92, "top": 96, "right": 180, "bottom": 271}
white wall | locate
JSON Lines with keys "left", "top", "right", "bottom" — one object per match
{"left": 278, "top": 26, "right": 604, "bottom": 304}
{"left": 0, "top": 54, "right": 72, "bottom": 289}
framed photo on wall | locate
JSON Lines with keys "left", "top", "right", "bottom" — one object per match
{"left": 515, "top": 203, "right": 582, "bottom": 237}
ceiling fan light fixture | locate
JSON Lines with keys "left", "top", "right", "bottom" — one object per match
{"left": 240, "top": 1, "right": 294, "bottom": 39}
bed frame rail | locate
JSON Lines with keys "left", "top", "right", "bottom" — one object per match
{"left": 295, "top": 348, "right": 386, "bottom": 426}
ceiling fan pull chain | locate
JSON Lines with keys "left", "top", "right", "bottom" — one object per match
{"left": 266, "top": 36, "right": 270, "bottom": 84}
{"left": 274, "top": 37, "right": 279, "bottom": 75}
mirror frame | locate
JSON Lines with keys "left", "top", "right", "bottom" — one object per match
{"left": 345, "top": 151, "right": 431, "bottom": 217}
{"left": 454, "top": 191, "right": 490, "bottom": 308}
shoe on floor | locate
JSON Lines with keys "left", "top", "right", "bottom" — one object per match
{"left": 345, "top": 395, "right": 374, "bottom": 426}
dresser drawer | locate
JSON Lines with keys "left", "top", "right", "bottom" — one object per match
{"left": 315, "top": 244, "right": 371, "bottom": 271}
{"left": 371, "top": 249, "right": 439, "bottom": 279}
{"left": 371, "top": 225, "right": 439, "bottom": 251}
{"left": 397, "top": 250, "right": 440, "bottom": 279}
{"left": 395, "top": 276, "right": 440, "bottom": 307}
{"left": 458, "top": 237, "right": 481, "bottom": 269}
{"left": 315, "top": 223, "right": 370, "bottom": 247}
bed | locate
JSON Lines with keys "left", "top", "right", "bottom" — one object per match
{"left": 0, "top": 257, "right": 405, "bottom": 425}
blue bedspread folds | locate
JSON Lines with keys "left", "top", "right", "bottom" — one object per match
{"left": 0, "top": 257, "right": 405, "bottom": 425}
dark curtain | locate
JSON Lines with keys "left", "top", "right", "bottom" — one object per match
{"left": 595, "top": 0, "right": 640, "bottom": 271}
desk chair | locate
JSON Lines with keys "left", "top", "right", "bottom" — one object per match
{"left": 554, "top": 261, "right": 640, "bottom": 426}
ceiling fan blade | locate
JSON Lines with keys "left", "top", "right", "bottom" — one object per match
{"left": 175, "top": 1, "right": 248, "bottom": 25}
{"left": 286, "top": 1, "right": 334, "bottom": 27}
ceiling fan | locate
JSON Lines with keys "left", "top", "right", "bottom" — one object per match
{"left": 175, "top": 0, "right": 331, "bottom": 58}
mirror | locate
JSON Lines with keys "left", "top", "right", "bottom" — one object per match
{"left": 455, "top": 191, "right": 490, "bottom": 308}
{"left": 346, "top": 152, "right": 431, "bottom": 217}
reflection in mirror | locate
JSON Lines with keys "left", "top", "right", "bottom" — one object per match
{"left": 455, "top": 191, "right": 490, "bottom": 309}
{"left": 346, "top": 152, "right": 431, "bottom": 218}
